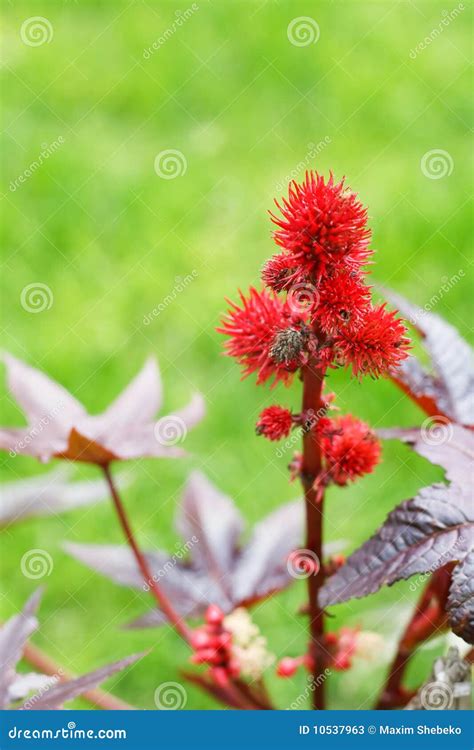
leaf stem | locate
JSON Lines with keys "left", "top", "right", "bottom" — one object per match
{"left": 102, "top": 465, "right": 193, "bottom": 644}
{"left": 301, "top": 359, "right": 327, "bottom": 710}
{"left": 102, "top": 465, "right": 263, "bottom": 710}
{"left": 375, "top": 564, "right": 453, "bottom": 709}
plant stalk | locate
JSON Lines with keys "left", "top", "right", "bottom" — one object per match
{"left": 376, "top": 564, "right": 453, "bottom": 709}
{"left": 301, "top": 359, "right": 327, "bottom": 710}
{"left": 102, "top": 465, "right": 192, "bottom": 644}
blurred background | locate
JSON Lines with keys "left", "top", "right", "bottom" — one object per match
{"left": 1, "top": 0, "right": 472, "bottom": 709}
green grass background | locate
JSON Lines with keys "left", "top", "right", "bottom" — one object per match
{"left": 1, "top": 0, "right": 472, "bottom": 709}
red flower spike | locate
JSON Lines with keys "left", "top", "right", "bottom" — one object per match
{"left": 205, "top": 604, "right": 225, "bottom": 626}
{"left": 217, "top": 288, "right": 295, "bottom": 386}
{"left": 321, "top": 414, "right": 381, "bottom": 486}
{"left": 315, "top": 271, "right": 371, "bottom": 334}
{"left": 335, "top": 304, "right": 410, "bottom": 379}
{"left": 256, "top": 406, "right": 293, "bottom": 441}
{"left": 262, "top": 252, "right": 314, "bottom": 293}
{"left": 276, "top": 657, "right": 300, "bottom": 678}
{"left": 271, "top": 172, "right": 372, "bottom": 279}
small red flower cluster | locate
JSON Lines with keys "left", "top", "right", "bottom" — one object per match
{"left": 191, "top": 605, "right": 240, "bottom": 682}
{"left": 256, "top": 405, "right": 293, "bottom": 441}
{"left": 320, "top": 414, "right": 381, "bottom": 486}
{"left": 219, "top": 171, "right": 409, "bottom": 384}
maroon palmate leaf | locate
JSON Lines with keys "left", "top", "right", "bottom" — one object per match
{"left": 446, "top": 551, "right": 474, "bottom": 644}
{"left": 21, "top": 652, "right": 144, "bottom": 710}
{"left": 0, "top": 354, "right": 204, "bottom": 465}
{"left": 65, "top": 471, "right": 345, "bottom": 627}
{"left": 319, "top": 425, "right": 474, "bottom": 644}
{"left": 0, "top": 466, "right": 130, "bottom": 526}
{"left": 0, "top": 589, "right": 41, "bottom": 708}
{"left": 0, "top": 590, "right": 143, "bottom": 709}
{"left": 383, "top": 289, "right": 474, "bottom": 425}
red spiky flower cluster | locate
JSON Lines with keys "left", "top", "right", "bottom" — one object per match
{"left": 320, "top": 415, "right": 381, "bottom": 485}
{"left": 219, "top": 171, "right": 409, "bottom": 388}
{"left": 218, "top": 170, "right": 409, "bottom": 486}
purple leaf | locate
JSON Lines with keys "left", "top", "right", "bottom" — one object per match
{"left": 232, "top": 499, "right": 304, "bottom": 604}
{"left": 65, "top": 472, "right": 312, "bottom": 629}
{"left": 177, "top": 471, "right": 244, "bottom": 580}
{"left": 383, "top": 289, "right": 474, "bottom": 424}
{"left": 0, "top": 467, "right": 122, "bottom": 526}
{"left": 379, "top": 424, "right": 474, "bottom": 486}
{"left": 0, "top": 354, "right": 204, "bottom": 464}
{"left": 0, "top": 589, "right": 42, "bottom": 708}
{"left": 447, "top": 551, "right": 474, "bottom": 645}
{"left": 21, "top": 652, "right": 145, "bottom": 710}
{"left": 319, "top": 484, "right": 473, "bottom": 607}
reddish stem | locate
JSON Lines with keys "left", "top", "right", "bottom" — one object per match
{"left": 103, "top": 465, "right": 261, "bottom": 710}
{"left": 22, "top": 641, "right": 133, "bottom": 710}
{"left": 301, "top": 359, "right": 327, "bottom": 710}
{"left": 376, "top": 564, "right": 453, "bottom": 709}
{"left": 103, "top": 465, "right": 192, "bottom": 644}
